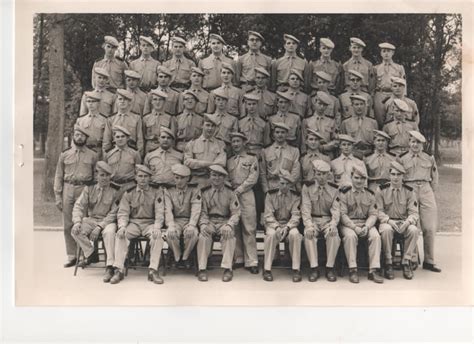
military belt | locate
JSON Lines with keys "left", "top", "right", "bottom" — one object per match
{"left": 209, "top": 214, "right": 227, "bottom": 219}
{"left": 311, "top": 214, "right": 331, "bottom": 218}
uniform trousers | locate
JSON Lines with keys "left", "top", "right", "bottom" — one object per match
{"left": 340, "top": 220, "right": 381, "bottom": 269}
{"left": 263, "top": 226, "right": 302, "bottom": 271}
{"left": 379, "top": 223, "right": 419, "bottom": 265}
{"left": 62, "top": 183, "right": 85, "bottom": 260}
{"left": 304, "top": 217, "right": 341, "bottom": 268}
{"left": 166, "top": 217, "right": 199, "bottom": 262}
{"left": 197, "top": 218, "right": 236, "bottom": 270}
{"left": 234, "top": 190, "right": 258, "bottom": 267}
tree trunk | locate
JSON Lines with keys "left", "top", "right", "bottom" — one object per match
{"left": 33, "top": 14, "right": 45, "bottom": 144}
{"left": 42, "top": 14, "right": 65, "bottom": 201}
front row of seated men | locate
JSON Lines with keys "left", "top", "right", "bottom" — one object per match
{"left": 71, "top": 156, "right": 420, "bottom": 285}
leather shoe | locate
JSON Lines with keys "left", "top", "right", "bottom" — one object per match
{"left": 197, "top": 270, "right": 208, "bottom": 282}
{"left": 148, "top": 269, "right": 164, "bottom": 284}
{"left": 292, "top": 269, "right": 302, "bottom": 283}
{"left": 248, "top": 266, "right": 259, "bottom": 274}
{"left": 222, "top": 269, "right": 233, "bottom": 282}
{"left": 63, "top": 258, "right": 77, "bottom": 268}
{"left": 411, "top": 261, "right": 418, "bottom": 270}
{"left": 368, "top": 271, "right": 384, "bottom": 284}
{"left": 384, "top": 264, "right": 395, "bottom": 280}
{"left": 110, "top": 270, "right": 124, "bottom": 284}
{"left": 233, "top": 262, "right": 244, "bottom": 269}
{"left": 349, "top": 269, "right": 359, "bottom": 283}
{"left": 182, "top": 259, "right": 192, "bottom": 270}
{"left": 308, "top": 267, "right": 320, "bottom": 282}
{"left": 89, "top": 251, "right": 99, "bottom": 263}
{"left": 422, "top": 262, "right": 442, "bottom": 273}
{"left": 102, "top": 266, "right": 115, "bottom": 283}
{"left": 263, "top": 270, "right": 273, "bottom": 281}
{"left": 403, "top": 264, "right": 413, "bottom": 280}
{"left": 325, "top": 268, "right": 337, "bottom": 282}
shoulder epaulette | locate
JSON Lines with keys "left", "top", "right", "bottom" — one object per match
{"left": 161, "top": 183, "right": 174, "bottom": 189}
{"left": 130, "top": 111, "right": 140, "bottom": 116}
{"left": 341, "top": 116, "right": 351, "bottom": 122}
{"left": 402, "top": 184, "right": 414, "bottom": 191}
{"left": 339, "top": 185, "right": 352, "bottom": 193}
{"left": 263, "top": 143, "right": 273, "bottom": 149}
{"left": 290, "top": 190, "right": 299, "bottom": 196}
{"left": 224, "top": 184, "right": 233, "bottom": 190}
{"left": 200, "top": 185, "right": 212, "bottom": 192}
{"left": 246, "top": 152, "right": 256, "bottom": 156}
{"left": 364, "top": 187, "right": 374, "bottom": 195}
{"left": 327, "top": 182, "right": 338, "bottom": 189}
{"left": 115, "top": 56, "right": 124, "bottom": 62}
{"left": 288, "top": 111, "right": 299, "bottom": 117}
{"left": 105, "top": 146, "right": 115, "bottom": 154}
{"left": 62, "top": 147, "right": 71, "bottom": 152}
{"left": 268, "top": 188, "right": 279, "bottom": 194}
{"left": 87, "top": 147, "right": 97, "bottom": 153}
{"left": 303, "top": 180, "right": 315, "bottom": 187}
{"left": 170, "top": 87, "right": 179, "bottom": 92}
{"left": 111, "top": 112, "right": 118, "bottom": 117}
{"left": 380, "top": 182, "right": 390, "bottom": 190}
{"left": 164, "top": 111, "right": 173, "bottom": 116}
{"left": 399, "top": 151, "right": 409, "bottom": 158}
{"left": 110, "top": 182, "right": 120, "bottom": 190}
{"left": 174, "top": 147, "right": 183, "bottom": 153}
{"left": 143, "top": 112, "right": 152, "bottom": 117}
{"left": 149, "top": 182, "right": 160, "bottom": 188}
{"left": 99, "top": 113, "right": 107, "bottom": 119}
{"left": 188, "top": 183, "right": 198, "bottom": 188}
{"left": 387, "top": 151, "right": 397, "bottom": 157}
{"left": 95, "top": 57, "right": 103, "bottom": 62}
{"left": 126, "top": 185, "right": 136, "bottom": 193}
{"left": 406, "top": 118, "right": 415, "bottom": 122}
{"left": 324, "top": 114, "right": 335, "bottom": 119}
{"left": 382, "top": 96, "right": 392, "bottom": 104}
{"left": 300, "top": 152, "right": 307, "bottom": 157}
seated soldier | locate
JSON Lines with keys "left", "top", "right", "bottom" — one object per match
{"left": 301, "top": 160, "right": 340, "bottom": 282}
{"left": 262, "top": 170, "right": 302, "bottom": 282}
{"left": 71, "top": 161, "right": 120, "bottom": 283}
{"left": 339, "top": 166, "right": 384, "bottom": 284}
{"left": 163, "top": 164, "right": 202, "bottom": 269}
{"left": 109, "top": 164, "right": 165, "bottom": 285}
{"left": 376, "top": 161, "right": 419, "bottom": 280}
{"left": 196, "top": 165, "right": 241, "bottom": 282}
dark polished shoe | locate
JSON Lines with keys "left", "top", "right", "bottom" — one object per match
{"left": 349, "top": 269, "right": 359, "bottom": 284}
{"left": 384, "top": 264, "right": 395, "bottom": 280}
{"left": 197, "top": 270, "right": 208, "bottom": 282}
{"left": 233, "top": 262, "right": 245, "bottom": 269}
{"left": 263, "top": 270, "right": 273, "bottom": 282}
{"left": 148, "top": 269, "right": 164, "bottom": 284}
{"left": 308, "top": 267, "right": 320, "bottom": 282}
{"left": 63, "top": 258, "right": 77, "bottom": 268}
{"left": 422, "top": 262, "right": 442, "bottom": 273}
{"left": 89, "top": 251, "right": 99, "bottom": 263}
{"left": 325, "top": 268, "right": 337, "bottom": 282}
{"left": 403, "top": 264, "right": 414, "bottom": 280}
{"left": 103, "top": 266, "right": 115, "bottom": 283}
{"left": 183, "top": 258, "right": 193, "bottom": 270}
{"left": 248, "top": 266, "right": 259, "bottom": 274}
{"left": 368, "top": 271, "right": 384, "bottom": 284}
{"left": 110, "top": 270, "right": 124, "bottom": 284}
{"left": 411, "top": 261, "right": 418, "bottom": 270}
{"left": 222, "top": 269, "right": 233, "bottom": 282}
{"left": 292, "top": 269, "right": 302, "bottom": 283}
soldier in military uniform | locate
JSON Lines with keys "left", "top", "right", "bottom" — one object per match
{"left": 243, "top": 67, "right": 277, "bottom": 119}
{"left": 373, "top": 43, "right": 406, "bottom": 127}
{"left": 227, "top": 132, "right": 259, "bottom": 273}
{"left": 70, "top": 161, "right": 120, "bottom": 282}
{"left": 175, "top": 90, "right": 204, "bottom": 151}
{"left": 79, "top": 68, "right": 115, "bottom": 117}
{"left": 196, "top": 165, "right": 241, "bottom": 282}
{"left": 142, "top": 89, "right": 178, "bottom": 154}
{"left": 301, "top": 160, "right": 340, "bottom": 282}
{"left": 144, "top": 127, "right": 183, "bottom": 185}
{"left": 338, "top": 69, "right": 374, "bottom": 122}
{"left": 238, "top": 93, "right": 267, "bottom": 156}
{"left": 310, "top": 71, "right": 341, "bottom": 127}
{"left": 300, "top": 129, "right": 331, "bottom": 183}
{"left": 104, "top": 125, "right": 142, "bottom": 197}
{"left": 398, "top": 131, "right": 441, "bottom": 273}
{"left": 162, "top": 36, "right": 196, "bottom": 92}
{"left": 261, "top": 122, "right": 301, "bottom": 193}
{"left": 102, "top": 89, "right": 144, "bottom": 156}
{"left": 92, "top": 36, "right": 127, "bottom": 92}
{"left": 264, "top": 91, "right": 301, "bottom": 147}
{"left": 143, "top": 66, "right": 180, "bottom": 116}
{"left": 112, "top": 70, "right": 147, "bottom": 116}
{"left": 208, "top": 88, "right": 239, "bottom": 154}
{"left": 129, "top": 36, "right": 161, "bottom": 92}
{"left": 330, "top": 134, "right": 367, "bottom": 188}
{"left": 340, "top": 94, "right": 378, "bottom": 159}
{"left": 383, "top": 77, "right": 420, "bottom": 125}
{"left": 54, "top": 125, "right": 98, "bottom": 267}
{"left": 286, "top": 69, "right": 311, "bottom": 118}
{"left": 183, "top": 114, "right": 227, "bottom": 187}
{"left": 364, "top": 130, "right": 396, "bottom": 192}
{"left": 163, "top": 164, "right": 202, "bottom": 269}
{"left": 262, "top": 170, "right": 302, "bottom": 282}
{"left": 177, "top": 67, "right": 210, "bottom": 115}
{"left": 308, "top": 38, "right": 342, "bottom": 96}
{"left": 109, "top": 164, "right": 166, "bottom": 285}
{"left": 376, "top": 161, "right": 420, "bottom": 280}
{"left": 342, "top": 37, "right": 375, "bottom": 94}
{"left": 198, "top": 33, "right": 235, "bottom": 91}
{"left": 339, "top": 166, "right": 384, "bottom": 284}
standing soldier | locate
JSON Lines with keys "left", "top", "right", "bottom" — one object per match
{"left": 54, "top": 125, "right": 98, "bottom": 267}
{"left": 227, "top": 132, "right": 259, "bottom": 274}
{"left": 239, "top": 93, "right": 267, "bottom": 156}
{"left": 71, "top": 161, "right": 120, "bottom": 282}
{"left": 102, "top": 89, "right": 144, "bottom": 156}
{"left": 163, "top": 36, "right": 196, "bottom": 92}
{"left": 271, "top": 34, "right": 310, "bottom": 92}
{"left": 364, "top": 130, "right": 396, "bottom": 192}
{"left": 261, "top": 122, "right": 301, "bottom": 193}
{"left": 196, "top": 165, "right": 241, "bottom": 282}
{"left": 235, "top": 31, "right": 272, "bottom": 92}
{"left": 383, "top": 77, "right": 420, "bottom": 125}
{"left": 209, "top": 89, "right": 239, "bottom": 154}
{"left": 310, "top": 71, "right": 341, "bottom": 126}
{"left": 300, "top": 129, "right": 331, "bottom": 184}
{"left": 373, "top": 43, "right": 406, "bottom": 127}
{"left": 112, "top": 70, "right": 147, "bottom": 116}
{"left": 342, "top": 37, "right": 375, "bottom": 94}
{"left": 79, "top": 68, "right": 115, "bottom": 117}
{"left": 104, "top": 125, "right": 142, "bottom": 197}
{"left": 177, "top": 67, "right": 210, "bottom": 115}
{"left": 398, "top": 131, "right": 441, "bottom": 273}
{"left": 175, "top": 90, "right": 204, "bottom": 152}
{"left": 92, "top": 36, "right": 127, "bottom": 92}
{"left": 287, "top": 69, "right": 312, "bottom": 118}
{"left": 330, "top": 134, "right": 367, "bottom": 188}
{"left": 301, "top": 160, "right": 340, "bottom": 282}
{"left": 184, "top": 114, "right": 227, "bottom": 187}
{"left": 129, "top": 36, "right": 161, "bottom": 92}
{"left": 144, "top": 127, "right": 183, "bottom": 185}
{"left": 340, "top": 94, "right": 378, "bottom": 159}
{"left": 308, "top": 38, "right": 342, "bottom": 96}
{"left": 264, "top": 91, "right": 301, "bottom": 147}
{"left": 198, "top": 33, "right": 235, "bottom": 91}
{"left": 262, "top": 170, "right": 302, "bottom": 282}
{"left": 109, "top": 164, "right": 166, "bottom": 285}
{"left": 142, "top": 89, "right": 177, "bottom": 154}
{"left": 244, "top": 67, "right": 277, "bottom": 119}
{"left": 143, "top": 66, "right": 180, "bottom": 116}
{"left": 339, "top": 69, "right": 374, "bottom": 122}
{"left": 163, "top": 164, "right": 202, "bottom": 269}
{"left": 376, "top": 161, "right": 420, "bottom": 280}
{"left": 207, "top": 63, "right": 244, "bottom": 118}
{"left": 339, "top": 166, "right": 384, "bottom": 284}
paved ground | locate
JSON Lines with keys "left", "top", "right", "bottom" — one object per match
{"left": 17, "top": 231, "right": 470, "bottom": 306}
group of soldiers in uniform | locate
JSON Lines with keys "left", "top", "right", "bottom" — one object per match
{"left": 53, "top": 31, "right": 442, "bottom": 285}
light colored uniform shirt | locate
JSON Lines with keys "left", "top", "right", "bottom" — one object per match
{"left": 271, "top": 53, "right": 309, "bottom": 89}
{"left": 105, "top": 146, "right": 141, "bottom": 183}
{"left": 236, "top": 51, "right": 272, "bottom": 84}
{"left": 117, "top": 185, "right": 164, "bottom": 229}
{"left": 92, "top": 57, "right": 128, "bottom": 90}
{"left": 75, "top": 113, "right": 108, "bottom": 148}
{"left": 103, "top": 111, "right": 144, "bottom": 156}
{"left": 144, "top": 147, "right": 183, "bottom": 184}
{"left": 184, "top": 135, "right": 227, "bottom": 176}
{"left": 113, "top": 88, "right": 147, "bottom": 116}
{"left": 213, "top": 112, "right": 239, "bottom": 144}
{"left": 265, "top": 111, "right": 301, "bottom": 147}
{"left": 375, "top": 183, "right": 419, "bottom": 223}
{"left": 339, "top": 90, "right": 374, "bottom": 120}
{"left": 198, "top": 184, "right": 241, "bottom": 228}
{"left": 164, "top": 185, "right": 202, "bottom": 227}
{"left": 309, "top": 57, "right": 342, "bottom": 92}
{"left": 342, "top": 56, "right": 375, "bottom": 93}
{"left": 339, "top": 187, "right": 377, "bottom": 228}
{"left": 79, "top": 89, "right": 115, "bottom": 117}
{"left": 374, "top": 61, "right": 405, "bottom": 91}
{"left": 383, "top": 119, "right": 418, "bottom": 151}
{"left": 175, "top": 111, "right": 204, "bottom": 145}
{"left": 143, "top": 86, "right": 180, "bottom": 115}
{"left": 264, "top": 189, "right": 301, "bottom": 230}
{"left": 330, "top": 154, "right": 367, "bottom": 187}
{"left": 261, "top": 142, "right": 300, "bottom": 192}
{"left": 129, "top": 56, "right": 161, "bottom": 90}
{"left": 227, "top": 152, "right": 259, "bottom": 194}
{"left": 384, "top": 96, "right": 420, "bottom": 125}
{"left": 207, "top": 85, "right": 244, "bottom": 118}
{"left": 163, "top": 56, "right": 196, "bottom": 85}
{"left": 301, "top": 181, "right": 340, "bottom": 229}
{"left": 300, "top": 151, "right": 331, "bottom": 182}
{"left": 177, "top": 88, "right": 210, "bottom": 114}
{"left": 238, "top": 115, "right": 266, "bottom": 149}
{"left": 198, "top": 54, "right": 235, "bottom": 90}
{"left": 398, "top": 151, "right": 439, "bottom": 189}
{"left": 364, "top": 151, "right": 396, "bottom": 181}
{"left": 142, "top": 111, "right": 178, "bottom": 153}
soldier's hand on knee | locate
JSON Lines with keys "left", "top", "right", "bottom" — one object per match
{"left": 152, "top": 229, "right": 162, "bottom": 240}
{"left": 167, "top": 228, "right": 178, "bottom": 240}
{"left": 360, "top": 225, "right": 368, "bottom": 237}
{"left": 90, "top": 227, "right": 101, "bottom": 241}
{"left": 183, "top": 225, "right": 198, "bottom": 239}
{"left": 328, "top": 224, "right": 338, "bottom": 237}
{"left": 220, "top": 225, "right": 233, "bottom": 240}
{"left": 201, "top": 225, "right": 213, "bottom": 238}
{"left": 116, "top": 227, "right": 126, "bottom": 239}
{"left": 72, "top": 223, "right": 82, "bottom": 236}
{"left": 305, "top": 228, "right": 316, "bottom": 240}
{"left": 398, "top": 221, "right": 409, "bottom": 234}
{"left": 388, "top": 220, "right": 400, "bottom": 232}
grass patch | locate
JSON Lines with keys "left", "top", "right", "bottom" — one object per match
{"left": 34, "top": 159, "right": 63, "bottom": 227}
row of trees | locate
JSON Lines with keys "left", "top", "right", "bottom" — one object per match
{"left": 34, "top": 14, "right": 462, "bottom": 199}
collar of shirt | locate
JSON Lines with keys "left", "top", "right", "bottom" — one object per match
{"left": 391, "top": 185, "right": 402, "bottom": 192}
{"left": 212, "top": 54, "right": 222, "bottom": 61}
{"left": 137, "top": 185, "right": 150, "bottom": 192}
{"left": 320, "top": 57, "right": 332, "bottom": 63}
{"left": 384, "top": 61, "right": 393, "bottom": 66}
{"left": 250, "top": 51, "right": 260, "bottom": 56}
{"left": 211, "top": 184, "right": 225, "bottom": 192}
{"left": 352, "top": 188, "right": 364, "bottom": 194}
{"left": 411, "top": 153, "right": 419, "bottom": 159}
{"left": 140, "top": 56, "right": 151, "bottom": 62}
{"left": 95, "top": 88, "right": 104, "bottom": 93}
{"left": 277, "top": 111, "right": 287, "bottom": 117}
{"left": 176, "top": 185, "right": 188, "bottom": 193}
{"left": 222, "top": 83, "right": 231, "bottom": 89}
{"left": 174, "top": 56, "right": 183, "bottom": 63}
{"left": 277, "top": 190, "right": 289, "bottom": 197}
{"left": 284, "top": 53, "right": 297, "bottom": 58}
{"left": 342, "top": 154, "right": 353, "bottom": 160}
{"left": 158, "top": 86, "right": 169, "bottom": 92}
{"left": 351, "top": 57, "right": 362, "bottom": 64}
{"left": 117, "top": 111, "right": 129, "bottom": 117}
